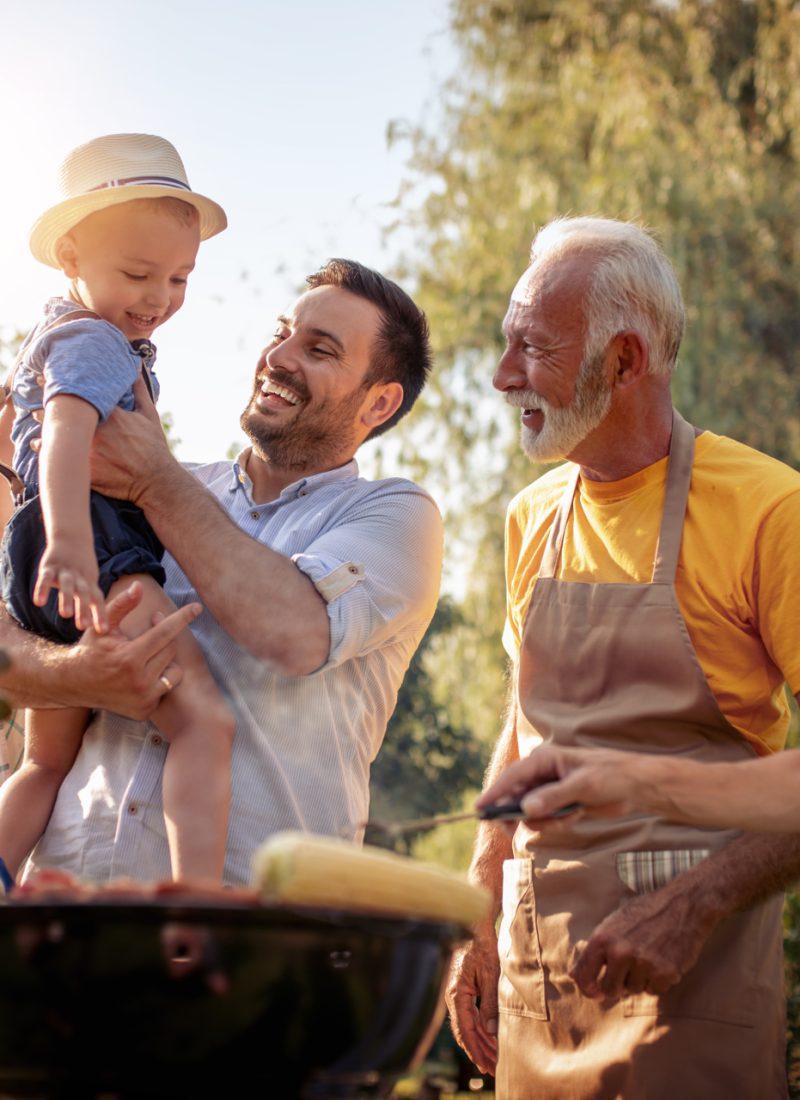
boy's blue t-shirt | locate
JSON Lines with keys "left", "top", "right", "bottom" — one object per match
{"left": 11, "top": 296, "right": 159, "bottom": 487}
{"left": 2, "top": 297, "right": 165, "bottom": 643}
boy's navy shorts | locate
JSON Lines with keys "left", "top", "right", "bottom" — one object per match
{"left": 0, "top": 488, "right": 166, "bottom": 645}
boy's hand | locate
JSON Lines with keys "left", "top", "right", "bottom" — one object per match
{"left": 33, "top": 538, "right": 107, "bottom": 634}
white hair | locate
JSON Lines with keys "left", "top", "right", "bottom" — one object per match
{"left": 530, "top": 217, "right": 685, "bottom": 377}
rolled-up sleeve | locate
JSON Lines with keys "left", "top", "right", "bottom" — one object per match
{"left": 42, "top": 321, "right": 141, "bottom": 421}
{"left": 292, "top": 484, "right": 443, "bottom": 670}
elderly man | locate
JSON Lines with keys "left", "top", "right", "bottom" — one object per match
{"left": 447, "top": 218, "right": 800, "bottom": 1099}
{"left": 1, "top": 258, "right": 443, "bottom": 885}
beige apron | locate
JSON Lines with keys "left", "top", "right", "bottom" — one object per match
{"left": 496, "top": 411, "right": 787, "bottom": 1100}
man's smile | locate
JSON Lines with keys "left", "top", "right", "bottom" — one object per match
{"left": 521, "top": 408, "right": 544, "bottom": 429}
{"left": 256, "top": 375, "right": 305, "bottom": 409}
{"left": 504, "top": 390, "right": 546, "bottom": 426}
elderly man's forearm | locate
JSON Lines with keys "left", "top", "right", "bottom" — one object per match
{"left": 667, "top": 830, "right": 800, "bottom": 930}
{"left": 471, "top": 702, "right": 520, "bottom": 903}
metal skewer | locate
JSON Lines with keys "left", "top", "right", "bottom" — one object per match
{"left": 363, "top": 798, "right": 581, "bottom": 838}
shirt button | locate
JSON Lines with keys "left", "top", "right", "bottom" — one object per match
{"left": 348, "top": 565, "right": 359, "bottom": 574}
{"left": 151, "top": 734, "right": 162, "bottom": 747}
{"left": 128, "top": 804, "right": 138, "bottom": 816}
{"left": 251, "top": 511, "right": 260, "bottom": 520}
{"left": 298, "top": 489, "right": 308, "bottom": 497}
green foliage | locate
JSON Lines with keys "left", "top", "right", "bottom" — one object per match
{"left": 390, "top": 0, "right": 800, "bottom": 500}
{"left": 369, "top": 599, "right": 488, "bottom": 846}
{"left": 786, "top": 691, "right": 800, "bottom": 749}
{"left": 409, "top": 789, "right": 484, "bottom": 873}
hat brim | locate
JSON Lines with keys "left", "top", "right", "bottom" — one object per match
{"left": 30, "top": 186, "right": 228, "bottom": 268}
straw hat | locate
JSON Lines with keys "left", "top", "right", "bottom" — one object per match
{"left": 30, "top": 133, "right": 228, "bottom": 268}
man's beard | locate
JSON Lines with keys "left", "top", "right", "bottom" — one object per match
{"left": 240, "top": 378, "right": 366, "bottom": 471}
{"left": 509, "top": 350, "right": 612, "bottom": 463}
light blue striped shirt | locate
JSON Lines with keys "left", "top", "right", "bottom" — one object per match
{"left": 27, "top": 455, "right": 443, "bottom": 885}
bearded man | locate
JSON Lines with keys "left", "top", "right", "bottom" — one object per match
{"left": 446, "top": 218, "right": 800, "bottom": 1099}
{"left": 14, "top": 258, "right": 442, "bottom": 885}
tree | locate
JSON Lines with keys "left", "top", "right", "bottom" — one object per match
{"left": 391, "top": 0, "right": 800, "bottom": 502}
{"left": 368, "top": 598, "right": 486, "bottom": 848}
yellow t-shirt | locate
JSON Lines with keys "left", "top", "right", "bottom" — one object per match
{"left": 504, "top": 431, "right": 800, "bottom": 755}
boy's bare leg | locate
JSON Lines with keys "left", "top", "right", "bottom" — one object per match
{"left": 108, "top": 574, "right": 235, "bottom": 883}
{"left": 0, "top": 705, "right": 89, "bottom": 879}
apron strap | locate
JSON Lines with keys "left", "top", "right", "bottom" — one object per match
{"left": 539, "top": 463, "right": 581, "bottom": 579}
{"left": 538, "top": 408, "right": 696, "bottom": 584}
{"left": 652, "top": 409, "right": 696, "bottom": 584}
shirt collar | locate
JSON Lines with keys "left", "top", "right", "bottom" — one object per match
{"left": 229, "top": 449, "right": 360, "bottom": 502}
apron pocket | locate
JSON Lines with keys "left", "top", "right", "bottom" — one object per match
{"left": 617, "top": 849, "right": 765, "bottom": 1028}
{"left": 498, "top": 858, "right": 548, "bottom": 1020}
{"left": 616, "top": 849, "right": 710, "bottom": 894}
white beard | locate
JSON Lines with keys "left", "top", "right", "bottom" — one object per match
{"left": 509, "top": 352, "right": 612, "bottom": 463}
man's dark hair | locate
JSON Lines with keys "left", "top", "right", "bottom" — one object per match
{"left": 305, "top": 258, "right": 432, "bottom": 439}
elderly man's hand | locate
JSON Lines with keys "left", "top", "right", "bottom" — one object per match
{"left": 90, "top": 377, "right": 172, "bottom": 506}
{"left": 445, "top": 924, "right": 500, "bottom": 1077}
{"left": 570, "top": 880, "right": 717, "bottom": 1001}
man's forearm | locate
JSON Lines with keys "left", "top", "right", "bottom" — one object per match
{"left": 631, "top": 827, "right": 800, "bottom": 960}
{"left": 470, "top": 690, "right": 521, "bottom": 929}
{"left": 632, "top": 752, "right": 800, "bottom": 833}
{"left": 687, "top": 829, "right": 800, "bottom": 921}
{"left": 569, "top": 799, "right": 800, "bottom": 1000}
{"left": 0, "top": 589, "right": 200, "bottom": 718}
{"left": 0, "top": 606, "right": 83, "bottom": 708}
{"left": 91, "top": 399, "right": 330, "bottom": 674}
{"left": 137, "top": 458, "right": 330, "bottom": 675}
{"left": 446, "top": 699, "right": 519, "bottom": 1079}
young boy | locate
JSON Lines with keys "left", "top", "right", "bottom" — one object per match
{"left": 0, "top": 133, "right": 234, "bottom": 888}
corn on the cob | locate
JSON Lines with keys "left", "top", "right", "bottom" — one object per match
{"left": 251, "top": 831, "right": 491, "bottom": 927}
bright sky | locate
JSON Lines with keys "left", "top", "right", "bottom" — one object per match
{"left": 1, "top": 0, "right": 455, "bottom": 463}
